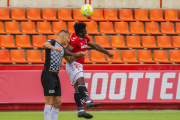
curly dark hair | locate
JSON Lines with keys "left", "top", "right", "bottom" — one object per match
{"left": 74, "top": 22, "right": 87, "bottom": 35}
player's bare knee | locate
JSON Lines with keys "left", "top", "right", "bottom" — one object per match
{"left": 53, "top": 101, "right": 61, "bottom": 108}
{"left": 76, "top": 77, "right": 85, "bottom": 85}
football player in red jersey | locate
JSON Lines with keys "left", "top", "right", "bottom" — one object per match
{"left": 64, "top": 22, "right": 114, "bottom": 119}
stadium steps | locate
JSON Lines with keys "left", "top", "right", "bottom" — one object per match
{"left": 0, "top": 8, "right": 180, "bottom": 64}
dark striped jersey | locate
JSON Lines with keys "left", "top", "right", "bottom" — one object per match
{"left": 44, "top": 39, "right": 64, "bottom": 72}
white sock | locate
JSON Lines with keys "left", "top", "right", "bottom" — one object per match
{"left": 44, "top": 105, "right": 52, "bottom": 120}
{"left": 51, "top": 107, "right": 59, "bottom": 120}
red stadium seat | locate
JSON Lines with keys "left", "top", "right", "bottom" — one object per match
{"left": 11, "top": 8, "right": 27, "bottom": 20}
{"left": 130, "top": 22, "right": 146, "bottom": 34}
{"left": 157, "top": 36, "right": 174, "bottom": 48}
{"left": 119, "top": 9, "right": 135, "bottom": 21}
{"left": 90, "top": 9, "right": 106, "bottom": 21}
{"left": 21, "top": 22, "right": 38, "bottom": 34}
{"left": 0, "top": 35, "right": 17, "bottom": 48}
{"left": 115, "top": 22, "right": 130, "bottom": 34}
{"left": 172, "top": 36, "right": 180, "bottom": 48}
{"left": 145, "top": 22, "right": 161, "bottom": 34}
{"left": 99, "top": 22, "right": 117, "bottom": 34}
{"left": 32, "top": 35, "right": 47, "bottom": 48}
{"left": 90, "top": 50, "right": 107, "bottom": 63}
{"left": 169, "top": 50, "right": 180, "bottom": 63}
{"left": 134, "top": 9, "right": 150, "bottom": 21}
{"left": 0, "top": 8, "right": 11, "bottom": 20}
{"left": 84, "top": 22, "right": 99, "bottom": 34}
{"left": 111, "top": 36, "right": 127, "bottom": 48}
{"left": 42, "top": 8, "right": 58, "bottom": 21}
{"left": 138, "top": 50, "right": 155, "bottom": 63}
{"left": 142, "top": 36, "right": 157, "bottom": 48}
{"left": 126, "top": 36, "right": 142, "bottom": 48}
{"left": 10, "top": 50, "right": 28, "bottom": 63}
{"left": 5, "top": 22, "right": 22, "bottom": 34}
{"left": 104, "top": 9, "right": 119, "bottom": 21}
{"left": 26, "top": 8, "right": 42, "bottom": 21}
{"left": 149, "top": 9, "right": 165, "bottom": 21}
{"left": 37, "top": 22, "right": 54, "bottom": 34}
{"left": 58, "top": 9, "right": 74, "bottom": 21}
{"left": 0, "top": 50, "right": 12, "bottom": 63}
{"left": 153, "top": 50, "right": 171, "bottom": 63}
{"left": 16, "top": 35, "right": 33, "bottom": 48}
{"left": 161, "top": 22, "right": 177, "bottom": 34}
{"left": 27, "top": 50, "right": 44, "bottom": 63}
{"left": 122, "top": 50, "right": 139, "bottom": 63}
{"left": 106, "top": 50, "right": 123, "bottom": 63}
{"left": 95, "top": 36, "right": 112, "bottom": 48}
{"left": 52, "top": 22, "right": 66, "bottom": 34}
{"left": 164, "top": 10, "right": 180, "bottom": 21}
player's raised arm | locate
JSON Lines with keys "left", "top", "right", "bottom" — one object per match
{"left": 43, "top": 40, "right": 62, "bottom": 53}
{"left": 64, "top": 45, "right": 85, "bottom": 58}
{"left": 64, "top": 51, "right": 86, "bottom": 64}
{"left": 88, "top": 41, "right": 114, "bottom": 59}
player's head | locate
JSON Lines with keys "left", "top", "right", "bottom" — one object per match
{"left": 57, "top": 30, "right": 70, "bottom": 45}
{"left": 74, "top": 22, "right": 87, "bottom": 38}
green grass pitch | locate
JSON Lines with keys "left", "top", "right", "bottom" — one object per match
{"left": 0, "top": 110, "right": 179, "bottom": 120}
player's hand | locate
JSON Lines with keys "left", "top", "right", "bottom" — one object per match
{"left": 74, "top": 51, "right": 86, "bottom": 58}
{"left": 54, "top": 47, "right": 62, "bottom": 53}
{"left": 107, "top": 53, "right": 114, "bottom": 61}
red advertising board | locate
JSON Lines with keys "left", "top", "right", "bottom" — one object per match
{"left": 0, "top": 70, "right": 180, "bottom": 103}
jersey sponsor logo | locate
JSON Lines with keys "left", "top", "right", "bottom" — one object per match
{"left": 71, "top": 37, "right": 77, "bottom": 41}
{"left": 49, "top": 90, "right": 55, "bottom": 93}
{"left": 81, "top": 45, "right": 87, "bottom": 49}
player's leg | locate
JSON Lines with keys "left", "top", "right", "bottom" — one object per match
{"left": 66, "top": 61, "right": 100, "bottom": 108}
{"left": 74, "top": 83, "right": 84, "bottom": 112}
{"left": 75, "top": 77, "right": 100, "bottom": 108}
{"left": 51, "top": 74, "right": 61, "bottom": 120}
{"left": 44, "top": 96, "right": 53, "bottom": 120}
{"left": 74, "top": 83, "right": 93, "bottom": 119}
{"left": 76, "top": 77, "right": 91, "bottom": 102}
{"left": 53, "top": 96, "right": 61, "bottom": 108}
{"left": 51, "top": 96, "right": 61, "bottom": 120}
{"left": 41, "top": 70, "right": 57, "bottom": 120}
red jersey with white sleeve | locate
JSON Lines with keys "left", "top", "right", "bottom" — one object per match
{"left": 68, "top": 33, "right": 90, "bottom": 64}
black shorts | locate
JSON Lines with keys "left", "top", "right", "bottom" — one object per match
{"left": 41, "top": 70, "right": 61, "bottom": 96}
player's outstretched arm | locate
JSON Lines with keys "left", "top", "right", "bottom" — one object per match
{"left": 88, "top": 42, "right": 114, "bottom": 60}
{"left": 63, "top": 56, "right": 76, "bottom": 64}
{"left": 64, "top": 51, "right": 87, "bottom": 64}
{"left": 64, "top": 45, "right": 85, "bottom": 58}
